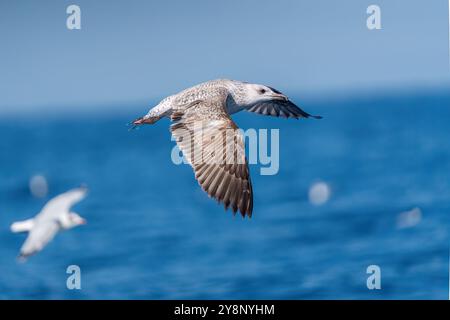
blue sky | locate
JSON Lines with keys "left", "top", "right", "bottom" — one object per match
{"left": 0, "top": 0, "right": 449, "bottom": 111}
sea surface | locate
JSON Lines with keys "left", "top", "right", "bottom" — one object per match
{"left": 0, "top": 91, "right": 449, "bottom": 299}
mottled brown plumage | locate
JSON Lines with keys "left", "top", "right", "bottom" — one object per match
{"left": 170, "top": 93, "right": 253, "bottom": 217}
{"left": 132, "top": 79, "right": 321, "bottom": 218}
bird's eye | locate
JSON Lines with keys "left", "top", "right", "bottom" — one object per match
{"left": 259, "top": 88, "right": 266, "bottom": 94}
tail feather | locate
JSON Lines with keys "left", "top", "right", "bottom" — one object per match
{"left": 131, "top": 115, "right": 161, "bottom": 127}
{"left": 11, "top": 219, "right": 34, "bottom": 233}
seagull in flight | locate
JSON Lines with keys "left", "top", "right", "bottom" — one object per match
{"left": 11, "top": 187, "right": 87, "bottom": 260}
{"left": 132, "top": 79, "right": 321, "bottom": 218}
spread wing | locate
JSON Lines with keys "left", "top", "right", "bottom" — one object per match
{"left": 246, "top": 99, "right": 322, "bottom": 119}
{"left": 19, "top": 220, "right": 60, "bottom": 259}
{"left": 170, "top": 95, "right": 253, "bottom": 217}
{"left": 38, "top": 187, "right": 88, "bottom": 220}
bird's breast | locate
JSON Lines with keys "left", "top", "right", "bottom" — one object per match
{"left": 225, "top": 97, "right": 246, "bottom": 115}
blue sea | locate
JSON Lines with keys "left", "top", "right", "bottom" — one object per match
{"left": 0, "top": 90, "right": 449, "bottom": 299}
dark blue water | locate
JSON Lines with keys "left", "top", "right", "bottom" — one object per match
{"left": 0, "top": 91, "right": 449, "bottom": 299}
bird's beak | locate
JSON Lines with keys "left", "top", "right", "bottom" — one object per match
{"left": 271, "top": 93, "right": 289, "bottom": 102}
{"left": 80, "top": 218, "right": 87, "bottom": 225}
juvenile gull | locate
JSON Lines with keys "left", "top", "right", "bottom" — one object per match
{"left": 11, "top": 187, "right": 87, "bottom": 260}
{"left": 132, "top": 79, "right": 321, "bottom": 217}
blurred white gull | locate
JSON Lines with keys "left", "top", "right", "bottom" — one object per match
{"left": 396, "top": 207, "right": 422, "bottom": 229}
{"left": 11, "top": 187, "right": 88, "bottom": 260}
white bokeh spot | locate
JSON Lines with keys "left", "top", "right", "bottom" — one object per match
{"left": 29, "top": 175, "right": 48, "bottom": 198}
{"left": 308, "top": 182, "right": 330, "bottom": 206}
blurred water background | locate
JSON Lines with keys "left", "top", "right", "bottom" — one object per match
{"left": 0, "top": 89, "right": 448, "bottom": 299}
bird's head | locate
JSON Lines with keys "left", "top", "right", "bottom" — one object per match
{"left": 235, "top": 82, "right": 289, "bottom": 107}
{"left": 62, "top": 212, "right": 87, "bottom": 229}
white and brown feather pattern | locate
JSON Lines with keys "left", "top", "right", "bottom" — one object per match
{"left": 170, "top": 95, "right": 253, "bottom": 217}
{"left": 246, "top": 100, "right": 322, "bottom": 119}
